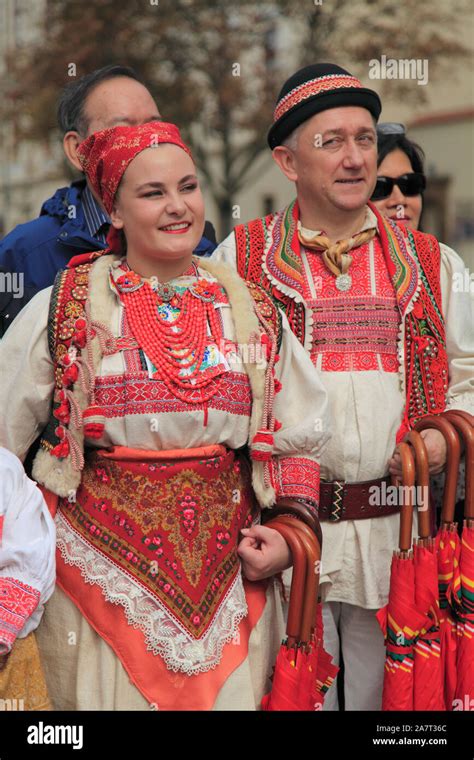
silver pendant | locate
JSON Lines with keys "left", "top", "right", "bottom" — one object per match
{"left": 335, "top": 273, "right": 352, "bottom": 292}
{"left": 152, "top": 281, "right": 176, "bottom": 302}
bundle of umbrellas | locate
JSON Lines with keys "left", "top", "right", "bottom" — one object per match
{"left": 377, "top": 410, "right": 474, "bottom": 711}
{"left": 261, "top": 515, "right": 339, "bottom": 710}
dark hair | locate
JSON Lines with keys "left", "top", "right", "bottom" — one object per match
{"left": 57, "top": 65, "right": 145, "bottom": 136}
{"left": 377, "top": 134, "right": 426, "bottom": 174}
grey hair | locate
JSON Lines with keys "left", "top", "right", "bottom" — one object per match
{"left": 281, "top": 123, "right": 304, "bottom": 151}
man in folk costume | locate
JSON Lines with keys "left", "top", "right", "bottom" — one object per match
{"left": 211, "top": 63, "right": 474, "bottom": 710}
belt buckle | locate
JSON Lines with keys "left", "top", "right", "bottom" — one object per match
{"left": 329, "top": 480, "right": 345, "bottom": 522}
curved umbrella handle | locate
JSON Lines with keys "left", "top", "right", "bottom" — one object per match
{"left": 414, "top": 415, "right": 461, "bottom": 525}
{"left": 396, "top": 441, "right": 416, "bottom": 553}
{"left": 265, "top": 519, "right": 307, "bottom": 646}
{"left": 269, "top": 515, "right": 320, "bottom": 644}
{"left": 265, "top": 498, "right": 322, "bottom": 548}
{"left": 444, "top": 410, "right": 474, "bottom": 426}
{"left": 443, "top": 410, "right": 474, "bottom": 519}
{"left": 405, "top": 430, "right": 430, "bottom": 539}
{"left": 286, "top": 518, "right": 321, "bottom": 637}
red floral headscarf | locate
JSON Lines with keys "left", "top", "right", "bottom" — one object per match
{"left": 77, "top": 121, "right": 194, "bottom": 215}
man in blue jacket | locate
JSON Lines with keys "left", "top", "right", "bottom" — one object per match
{"left": 0, "top": 65, "right": 216, "bottom": 335}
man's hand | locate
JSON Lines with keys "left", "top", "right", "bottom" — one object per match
{"left": 388, "top": 428, "right": 447, "bottom": 478}
{"left": 237, "top": 524, "right": 292, "bottom": 581}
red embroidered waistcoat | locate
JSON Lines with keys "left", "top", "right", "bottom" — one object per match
{"left": 233, "top": 200, "right": 448, "bottom": 443}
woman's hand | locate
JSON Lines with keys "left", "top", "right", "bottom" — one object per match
{"left": 237, "top": 525, "right": 292, "bottom": 581}
{"left": 388, "top": 428, "right": 447, "bottom": 478}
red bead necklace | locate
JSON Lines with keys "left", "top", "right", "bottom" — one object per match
{"left": 116, "top": 264, "right": 225, "bottom": 403}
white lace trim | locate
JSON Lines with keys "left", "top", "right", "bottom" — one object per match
{"left": 56, "top": 512, "right": 248, "bottom": 675}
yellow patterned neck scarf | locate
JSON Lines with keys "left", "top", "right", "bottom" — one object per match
{"left": 297, "top": 225, "right": 377, "bottom": 291}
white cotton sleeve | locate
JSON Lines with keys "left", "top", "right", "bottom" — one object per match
{"left": 0, "top": 448, "right": 56, "bottom": 653}
{"left": 266, "top": 311, "right": 331, "bottom": 506}
{"left": 0, "top": 286, "right": 54, "bottom": 461}
{"left": 209, "top": 233, "right": 238, "bottom": 268}
{"left": 272, "top": 311, "right": 331, "bottom": 457}
{"left": 439, "top": 244, "right": 474, "bottom": 414}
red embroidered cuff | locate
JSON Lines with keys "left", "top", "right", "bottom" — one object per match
{"left": 0, "top": 577, "right": 40, "bottom": 653}
{"left": 271, "top": 456, "right": 320, "bottom": 506}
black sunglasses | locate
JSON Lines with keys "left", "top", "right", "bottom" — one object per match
{"left": 376, "top": 122, "right": 406, "bottom": 136}
{"left": 371, "top": 172, "right": 426, "bottom": 201}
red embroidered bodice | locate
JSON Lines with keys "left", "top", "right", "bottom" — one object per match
{"left": 300, "top": 237, "right": 400, "bottom": 372}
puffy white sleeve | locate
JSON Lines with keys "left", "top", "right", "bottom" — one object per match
{"left": 210, "top": 232, "right": 238, "bottom": 268}
{"left": 440, "top": 244, "right": 474, "bottom": 414}
{"left": 268, "top": 311, "right": 331, "bottom": 508}
{"left": 0, "top": 448, "right": 56, "bottom": 654}
{"left": 0, "top": 286, "right": 54, "bottom": 461}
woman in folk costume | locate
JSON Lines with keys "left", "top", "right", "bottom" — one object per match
{"left": 211, "top": 64, "right": 474, "bottom": 709}
{"left": 0, "top": 121, "right": 330, "bottom": 710}
{"left": 0, "top": 447, "right": 55, "bottom": 710}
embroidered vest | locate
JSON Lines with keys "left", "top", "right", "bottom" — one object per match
{"left": 234, "top": 201, "right": 448, "bottom": 442}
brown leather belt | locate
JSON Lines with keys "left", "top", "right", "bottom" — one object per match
{"left": 319, "top": 476, "right": 399, "bottom": 522}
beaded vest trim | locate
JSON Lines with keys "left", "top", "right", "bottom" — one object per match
{"left": 235, "top": 205, "right": 307, "bottom": 347}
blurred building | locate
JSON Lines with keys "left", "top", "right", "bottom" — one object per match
{"left": 0, "top": 0, "right": 63, "bottom": 238}
{"left": 408, "top": 109, "right": 474, "bottom": 269}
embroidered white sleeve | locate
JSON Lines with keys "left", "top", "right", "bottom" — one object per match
{"left": 0, "top": 448, "right": 56, "bottom": 647}
{"left": 272, "top": 312, "right": 331, "bottom": 457}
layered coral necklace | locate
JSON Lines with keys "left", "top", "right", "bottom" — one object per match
{"left": 115, "top": 262, "right": 224, "bottom": 403}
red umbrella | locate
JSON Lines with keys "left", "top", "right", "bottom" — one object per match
{"left": 415, "top": 414, "right": 462, "bottom": 708}
{"left": 444, "top": 411, "right": 474, "bottom": 707}
{"left": 377, "top": 442, "right": 430, "bottom": 710}
{"left": 261, "top": 517, "right": 338, "bottom": 710}
{"left": 453, "top": 522, "right": 474, "bottom": 707}
{"left": 406, "top": 431, "right": 445, "bottom": 710}
{"left": 437, "top": 525, "right": 461, "bottom": 707}
{"left": 283, "top": 517, "right": 339, "bottom": 710}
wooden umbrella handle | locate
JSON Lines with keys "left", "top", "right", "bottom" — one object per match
{"left": 414, "top": 415, "right": 461, "bottom": 525}
{"left": 444, "top": 410, "right": 474, "bottom": 426}
{"left": 264, "top": 498, "right": 322, "bottom": 548}
{"left": 265, "top": 519, "right": 307, "bottom": 646}
{"left": 270, "top": 515, "right": 320, "bottom": 644}
{"left": 405, "top": 430, "right": 430, "bottom": 539}
{"left": 444, "top": 411, "right": 474, "bottom": 519}
{"left": 396, "top": 442, "right": 416, "bottom": 553}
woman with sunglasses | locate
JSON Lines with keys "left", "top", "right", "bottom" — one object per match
{"left": 0, "top": 121, "right": 331, "bottom": 711}
{"left": 371, "top": 123, "right": 426, "bottom": 230}
{"left": 373, "top": 124, "right": 472, "bottom": 530}
{"left": 373, "top": 124, "right": 472, "bottom": 521}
